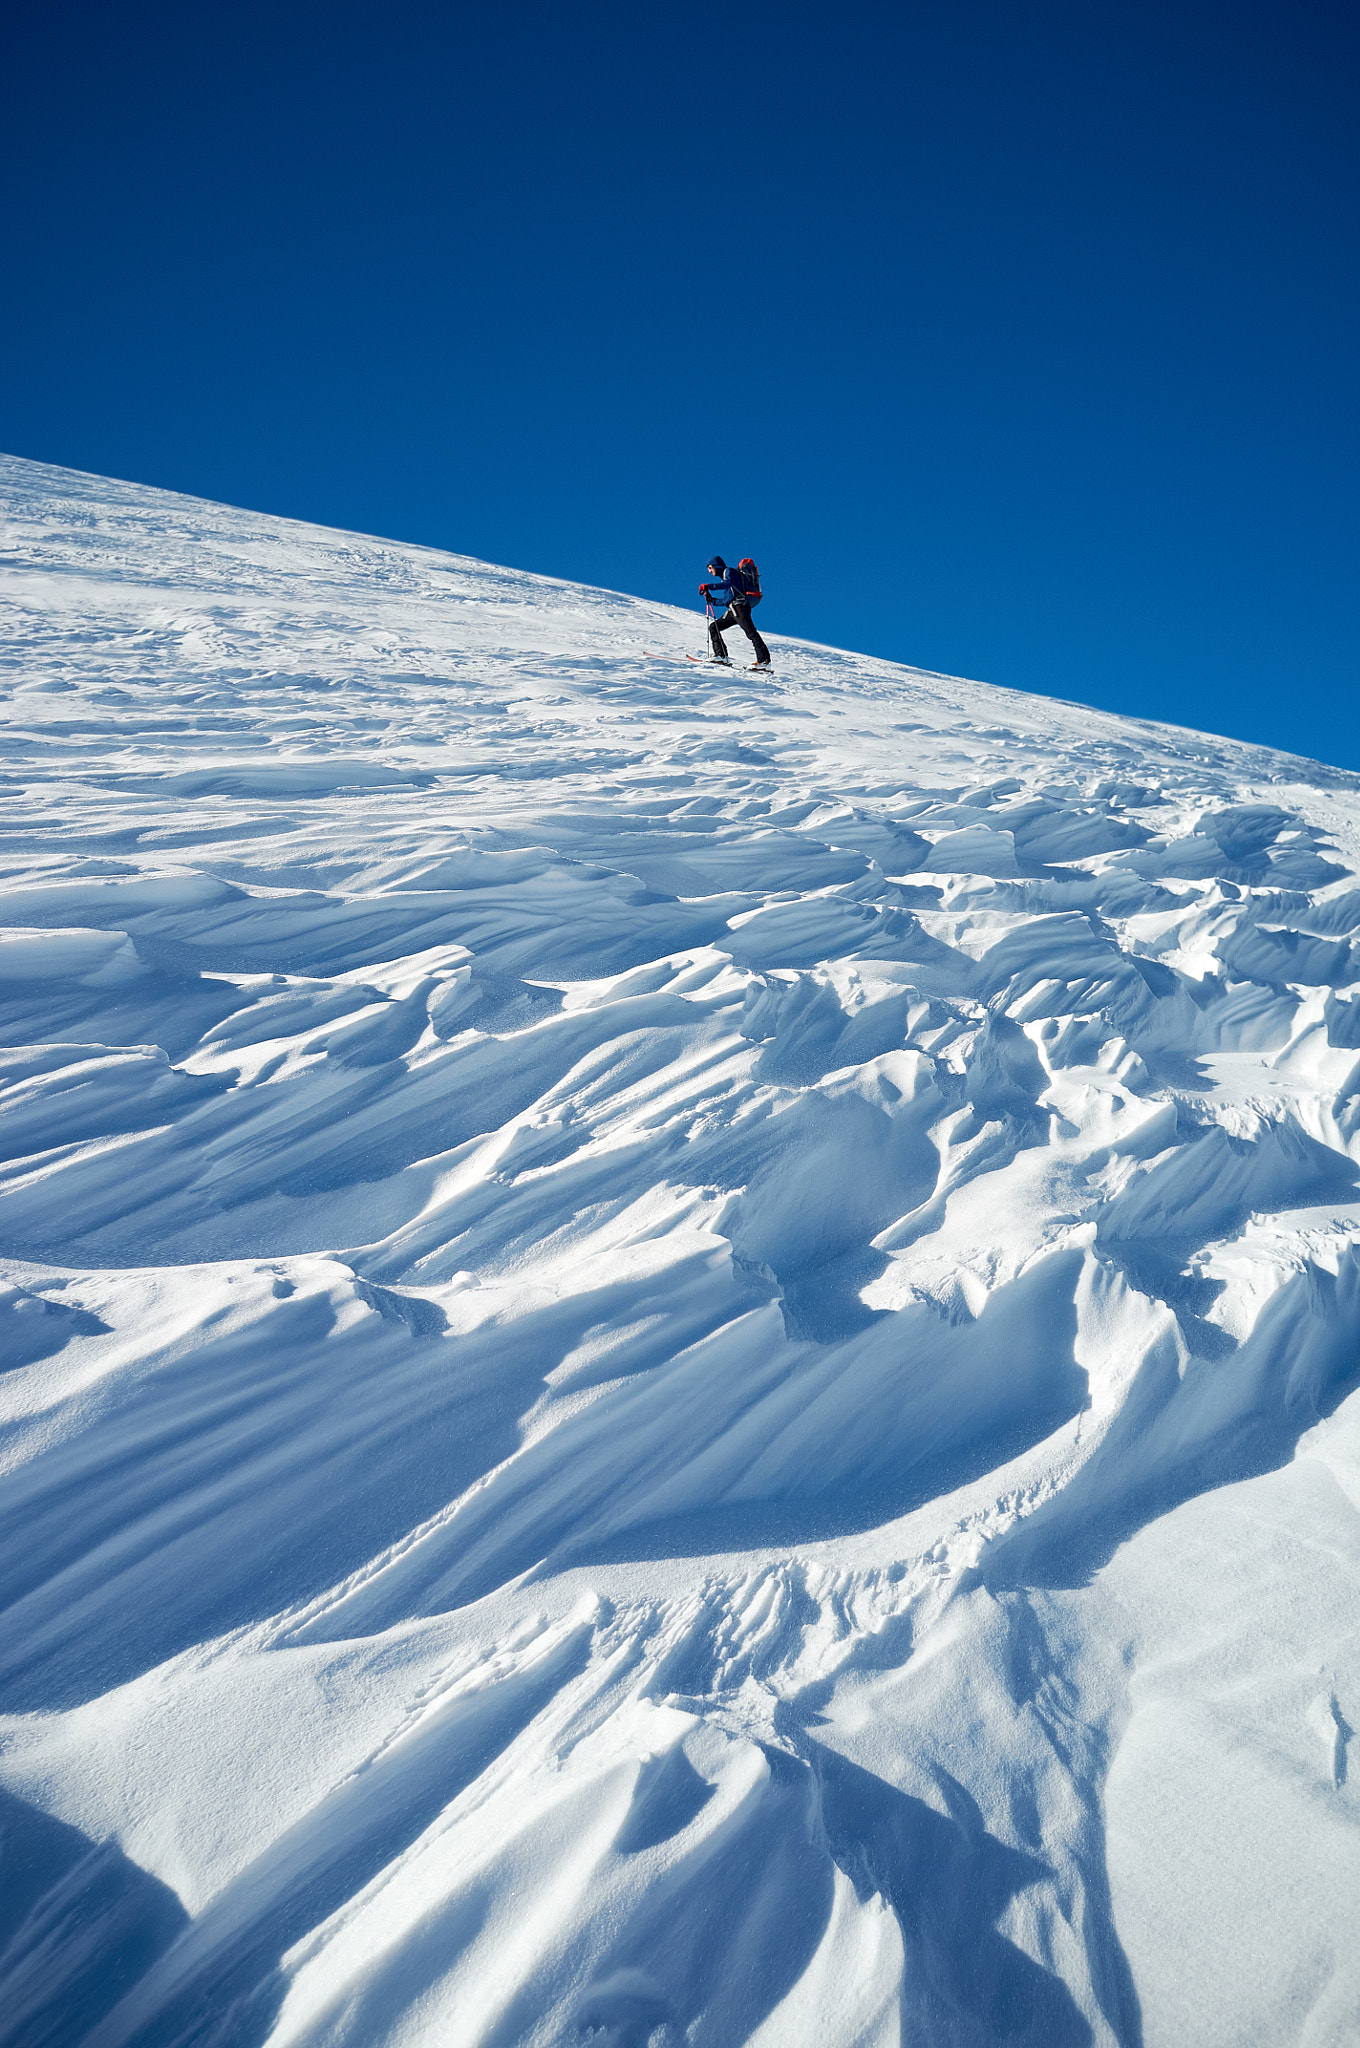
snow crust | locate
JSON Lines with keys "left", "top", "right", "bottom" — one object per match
{"left": 1, "top": 453, "right": 1358, "bottom": 2045}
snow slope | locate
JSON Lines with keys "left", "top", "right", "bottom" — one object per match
{"left": 1, "top": 453, "right": 1358, "bottom": 2047}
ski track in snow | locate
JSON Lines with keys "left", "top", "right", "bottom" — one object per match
{"left": 1, "top": 454, "right": 1359, "bottom": 2047}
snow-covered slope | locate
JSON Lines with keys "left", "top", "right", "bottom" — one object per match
{"left": 2, "top": 454, "right": 1358, "bottom": 2047}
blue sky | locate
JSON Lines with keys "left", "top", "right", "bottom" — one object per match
{"left": 3, "top": 1, "right": 1356, "bottom": 767}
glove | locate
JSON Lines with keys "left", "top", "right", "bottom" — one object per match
{"left": 699, "top": 583, "right": 710, "bottom": 596}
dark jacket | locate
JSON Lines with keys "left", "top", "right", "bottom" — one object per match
{"left": 704, "top": 562, "right": 760, "bottom": 607}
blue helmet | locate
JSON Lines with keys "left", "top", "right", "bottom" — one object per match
{"left": 707, "top": 556, "right": 726, "bottom": 575}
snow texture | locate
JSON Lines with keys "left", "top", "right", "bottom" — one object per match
{"left": 2, "top": 453, "right": 1359, "bottom": 2046}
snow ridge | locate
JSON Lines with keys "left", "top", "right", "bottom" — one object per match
{"left": 2, "top": 455, "right": 1359, "bottom": 2046}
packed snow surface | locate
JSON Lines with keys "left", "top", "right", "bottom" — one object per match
{"left": 2, "top": 454, "right": 1359, "bottom": 2048}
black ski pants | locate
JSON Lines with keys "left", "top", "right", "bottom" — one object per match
{"left": 709, "top": 600, "right": 769, "bottom": 666}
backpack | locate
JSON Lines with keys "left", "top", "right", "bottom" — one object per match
{"left": 736, "top": 557, "right": 762, "bottom": 601}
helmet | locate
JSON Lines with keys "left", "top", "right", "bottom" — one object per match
{"left": 707, "top": 556, "right": 726, "bottom": 575}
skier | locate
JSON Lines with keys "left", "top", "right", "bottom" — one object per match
{"left": 700, "top": 556, "right": 770, "bottom": 669}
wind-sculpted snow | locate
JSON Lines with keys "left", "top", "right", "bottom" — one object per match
{"left": 2, "top": 457, "right": 1359, "bottom": 2048}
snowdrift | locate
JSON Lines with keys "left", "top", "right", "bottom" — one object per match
{"left": 1, "top": 454, "right": 1358, "bottom": 2046}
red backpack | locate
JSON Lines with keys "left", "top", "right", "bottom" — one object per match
{"left": 736, "top": 557, "right": 762, "bottom": 601}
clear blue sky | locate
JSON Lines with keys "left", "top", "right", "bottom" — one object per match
{"left": 3, "top": 2, "right": 1356, "bottom": 767}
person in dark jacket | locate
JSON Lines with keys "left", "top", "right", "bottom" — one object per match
{"left": 700, "top": 556, "right": 770, "bottom": 668}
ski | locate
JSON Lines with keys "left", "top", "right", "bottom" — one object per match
{"left": 694, "top": 656, "right": 774, "bottom": 672}
{"left": 641, "top": 652, "right": 772, "bottom": 672}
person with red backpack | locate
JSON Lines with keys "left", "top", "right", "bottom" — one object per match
{"left": 700, "top": 556, "right": 770, "bottom": 668}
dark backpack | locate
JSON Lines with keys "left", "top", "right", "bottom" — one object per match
{"left": 736, "top": 557, "right": 762, "bottom": 601}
